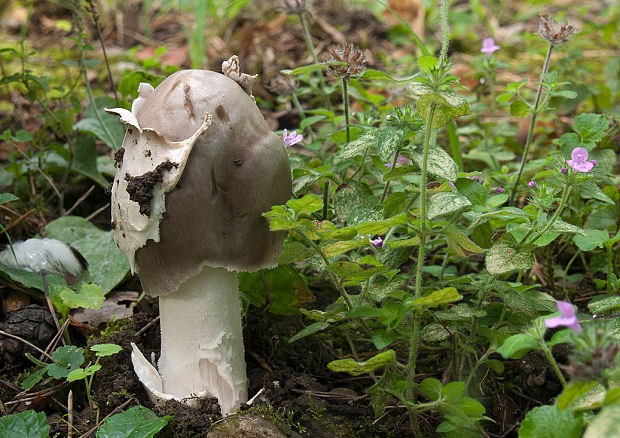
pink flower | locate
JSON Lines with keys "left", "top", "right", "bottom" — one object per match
{"left": 496, "top": 187, "right": 505, "bottom": 193}
{"left": 282, "top": 129, "right": 303, "bottom": 147}
{"left": 528, "top": 181, "right": 535, "bottom": 188}
{"left": 545, "top": 301, "right": 582, "bottom": 333}
{"left": 481, "top": 38, "right": 500, "bottom": 55}
{"left": 561, "top": 166, "right": 568, "bottom": 174}
{"left": 369, "top": 236, "right": 383, "bottom": 248}
{"left": 385, "top": 154, "right": 412, "bottom": 168}
{"left": 567, "top": 147, "right": 595, "bottom": 172}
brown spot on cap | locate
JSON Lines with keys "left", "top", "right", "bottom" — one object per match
{"left": 215, "top": 105, "right": 230, "bottom": 124}
{"left": 183, "top": 83, "right": 195, "bottom": 121}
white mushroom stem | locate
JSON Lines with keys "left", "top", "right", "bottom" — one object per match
{"left": 157, "top": 265, "right": 248, "bottom": 414}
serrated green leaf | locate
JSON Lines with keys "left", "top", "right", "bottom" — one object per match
{"left": 574, "top": 229, "right": 609, "bottom": 251}
{"left": 332, "top": 130, "right": 377, "bottom": 163}
{"left": 96, "top": 406, "right": 169, "bottom": 438}
{"left": 510, "top": 100, "right": 530, "bottom": 118}
{"left": 0, "top": 410, "right": 50, "bottom": 438}
{"left": 284, "top": 63, "right": 328, "bottom": 75}
{"left": 421, "top": 322, "right": 451, "bottom": 341}
{"left": 496, "top": 333, "right": 539, "bottom": 359}
{"left": 67, "top": 364, "right": 101, "bottom": 382}
{"left": 377, "top": 126, "right": 407, "bottom": 161}
{"left": 322, "top": 240, "right": 367, "bottom": 258}
{"left": 557, "top": 381, "right": 598, "bottom": 410}
{"left": 589, "top": 296, "right": 620, "bottom": 314}
{"left": 288, "top": 321, "right": 330, "bottom": 343}
{"left": 91, "top": 343, "right": 123, "bottom": 357}
{"left": 577, "top": 180, "right": 615, "bottom": 205}
{"left": 443, "top": 224, "right": 485, "bottom": 256}
{"left": 420, "top": 378, "right": 442, "bottom": 400}
{"left": 287, "top": 194, "right": 323, "bottom": 217}
{"left": 428, "top": 192, "right": 471, "bottom": 220}
{"left": 410, "top": 144, "right": 458, "bottom": 181}
{"left": 0, "top": 193, "right": 19, "bottom": 205}
{"left": 485, "top": 359, "right": 504, "bottom": 374}
{"left": 485, "top": 241, "right": 534, "bottom": 274}
{"left": 21, "top": 367, "right": 47, "bottom": 390}
{"left": 409, "top": 287, "right": 461, "bottom": 308}
{"left": 487, "top": 193, "right": 508, "bottom": 208}
{"left": 417, "top": 91, "right": 470, "bottom": 129}
{"left": 278, "top": 240, "right": 314, "bottom": 264}
{"left": 327, "top": 350, "right": 396, "bottom": 376}
{"left": 519, "top": 405, "right": 583, "bottom": 438}
{"left": 418, "top": 55, "right": 438, "bottom": 72}
{"left": 353, "top": 213, "right": 408, "bottom": 235}
{"left": 60, "top": 283, "right": 104, "bottom": 309}
{"left": 584, "top": 405, "right": 620, "bottom": 438}
{"left": 48, "top": 345, "right": 84, "bottom": 379}
{"left": 371, "top": 329, "right": 400, "bottom": 349}
{"left": 442, "top": 381, "right": 465, "bottom": 401}
{"left": 574, "top": 113, "right": 608, "bottom": 146}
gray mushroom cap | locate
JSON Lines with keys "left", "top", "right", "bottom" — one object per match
{"left": 120, "top": 69, "right": 291, "bottom": 297}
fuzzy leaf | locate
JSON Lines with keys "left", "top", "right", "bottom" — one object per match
{"left": 410, "top": 144, "right": 458, "bottom": 181}
{"left": 377, "top": 125, "right": 408, "bottom": 161}
{"left": 519, "top": 405, "right": 583, "bottom": 438}
{"left": 328, "top": 350, "right": 396, "bottom": 376}
{"left": 332, "top": 130, "right": 377, "bottom": 163}
{"left": 485, "top": 241, "right": 534, "bottom": 274}
{"left": 557, "top": 381, "right": 598, "bottom": 410}
{"left": 289, "top": 322, "right": 331, "bottom": 343}
{"left": 409, "top": 287, "right": 461, "bottom": 308}
{"left": 496, "top": 333, "right": 538, "bottom": 359}
{"left": 416, "top": 90, "right": 470, "bottom": 129}
{"left": 428, "top": 192, "right": 472, "bottom": 220}
{"left": 574, "top": 229, "right": 609, "bottom": 252}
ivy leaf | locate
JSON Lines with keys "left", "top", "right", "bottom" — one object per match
{"left": 328, "top": 350, "right": 396, "bottom": 376}
{"left": 0, "top": 410, "right": 50, "bottom": 438}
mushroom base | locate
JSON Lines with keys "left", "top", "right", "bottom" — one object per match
{"left": 131, "top": 265, "right": 248, "bottom": 415}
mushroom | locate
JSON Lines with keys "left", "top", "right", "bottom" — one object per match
{"left": 105, "top": 56, "right": 291, "bottom": 414}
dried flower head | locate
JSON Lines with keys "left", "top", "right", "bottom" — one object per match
{"left": 538, "top": 15, "right": 577, "bottom": 46}
{"left": 565, "top": 343, "right": 619, "bottom": 381}
{"left": 281, "top": 0, "right": 306, "bottom": 14}
{"left": 326, "top": 44, "right": 366, "bottom": 78}
{"left": 268, "top": 75, "right": 297, "bottom": 96}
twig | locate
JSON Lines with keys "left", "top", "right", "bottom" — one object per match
{"left": 64, "top": 185, "right": 95, "bottom": 216}
{"left": 0, "top": 329, "right": 52, "bottom": 360}
{"left": 77, "top": 398, "right": 133, "bottom": 438}
{"left": 43, "top": 318, "right": 71, "bottom": 360}
{"left": 85, "top": 203, "right": 110, "bottom": 221}
{"left": 41, "top": 271, "right": 65, "bottom": 345}
{"left": 7, "top": 380, "right": 72, "bottom": 405}
{"left": 248, "top": 351, "right": 274, "bottom": 374}
{"left": 68, "top": 390, "right": 74, "bottom": 438}
{"left": 134, "top": 315, "right": 160, "bottom": 338}
{"left": 0, "top": 208, "right": 36, "bottom": 234}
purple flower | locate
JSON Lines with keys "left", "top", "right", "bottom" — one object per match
{"left": 471, "top": 175, "right": 480, "bottom": 182}
{"left": 282, "top": 129, "right": 303, "bottom": 147}
{"left": 567, "top": 147, "right": 595, "bottom": 172}
{"left": 528, "top": 181, "right": 535, "bottom": 188}
{"left": 561, "top": 166, "right": 568, "bottom": 174}
{"left": 369, "top": 236, "right": 383, "bottom": 248}
{"left": 496, "top": 187, "right": 505, "bottom": 193}
{"left": 481, "top": 37, "right": 500, "bottom": 55}
{"left": 545, "top": 301, "right": 582, "bottom": 333}
{"left": 385, "top": 154, "right": 413, "bottom": 168}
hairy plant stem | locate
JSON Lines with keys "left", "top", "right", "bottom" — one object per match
{"left": 520, "top": 184, "right": 572, "bottom": 245}
{"left": 298, "top": 11, "right": 332, "bottom": 112}
{"left": 322, "top": 181, "right": 329, "bottom": 220}
{"left": 380, "top": 149, "right": 401, "bottom": 203}
{"left": 540, "top": 341, "right": 568, "bottom": 387}
{"left": 439, "top": 0, "right": 450, "bottom": 63}
{"left": 483, "top": 72, "right": 500, "bottom": 171}
{"left": 509, "top": 43, "right": 555, "bottom": 205}
{"left": 406, "top": 103, "right": 437, "bottom": 401}
{"left": 342, "top": 78, "right": 351, "bottom": 143}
